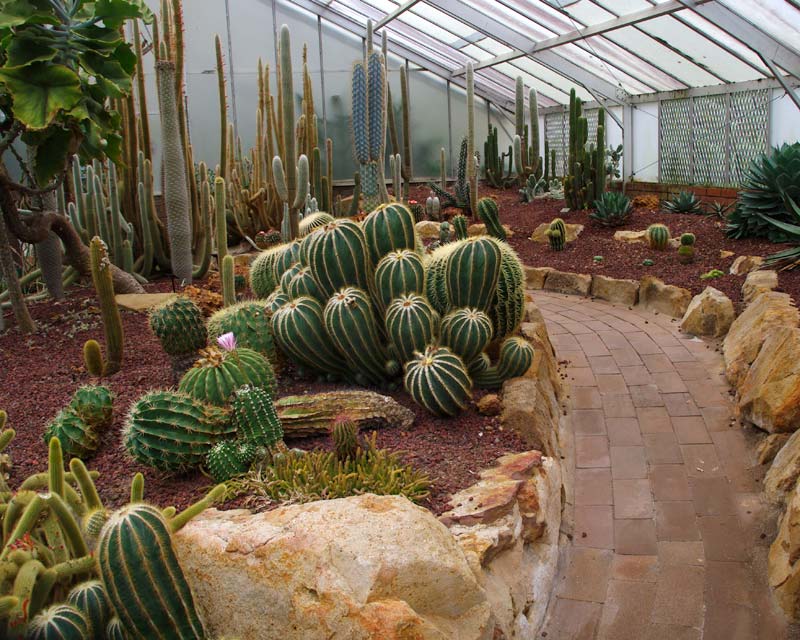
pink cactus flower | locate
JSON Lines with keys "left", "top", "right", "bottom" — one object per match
{"left": 217, "top": 332, "right": 237, "bottom": 352}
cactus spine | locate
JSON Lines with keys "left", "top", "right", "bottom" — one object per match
{"left": 221, "top": 254, "right": 235, "bottom": 307}
{"left": 89, "top": 237, "right": 124, "bottom": 375}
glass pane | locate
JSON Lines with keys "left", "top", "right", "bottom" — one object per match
{"left": 718, "top": 0, "right": 800, "bottom": 50}
{"left": 407, "top": 70, "right": 452, "bottom": 178}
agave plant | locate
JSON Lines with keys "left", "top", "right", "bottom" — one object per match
{"left": 760, "top": 197, "right": 800, "bottom": 269}
{"left": 726, "top": 143, "right": 800, "bottom": 241}
{"left": 707, "top": 201, "right": 733, "bottom": 219}
{"left": 662, "top": 191, "right": 703, "bottom": 215}
{"left": 589, "top": 192, "right": 633, "bottom": 227}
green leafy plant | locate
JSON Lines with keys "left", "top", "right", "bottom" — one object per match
{"left": 593, "top": 255, "right": 604, "bottom": 264}
{"left": 589, "top": 191, "right": 632, "bottom": 227}
{"left": 707, "top": 201, "right": 733, "bottom": 219}
{"left": 642, "top": 258, "right": 654, "bottom": 266}
{"left": 663, "top": 191, "right": 703, "bottom": 214}
{"left": 758, "top": 197, "right": 800, "bottom": 269}
{"left": 700, "top": 269, "right": 725, "bottom": 280}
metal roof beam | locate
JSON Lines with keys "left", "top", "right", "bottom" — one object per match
{"left": 453, "top": 0, "right": 707, "bottom": 76}
{"left": 679, "top": 0, "right": 800, "bottom": 80}
{"left": 285, "top": 0, "right": 516, "bottom": 111}
{"left": 758, "top": 54, "right": 800, "bottom": 113}
{"left": 374, "top": 0, "right": 422, "bottom": 31}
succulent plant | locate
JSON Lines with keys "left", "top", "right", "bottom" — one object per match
{"left": 66, "top": 580, "right": 112, "bottom": 639}
{"left": 305, "top": 219, "right": 373, "bottom": 300}
{"left": 647, "top": 223, "right": 670, "bottom": 250}
{"left": 25, "top": 604, "right": 89, "bottom": 640}
{"left": 589, "top": 191, "right": 632, "bottom": 227}
{"left": 43, "top": 409, "right": 98, "bottom": 459}
{"left": 330, "top": 415, "right": 359, "bottom": 462}
{"left": 374, "top": 249, "right": 425, "bottom": 311}
{"left": 476, "top": 197, "right": 506, "bottom": 240}
{"left": 206, "top": 301, "right": 276, "bottom": 362}
{"left": 231, "top": 385, "right": 284, "bottom": 448}
{"left": 279, "top": 262, "right": 303, "bottom": 295}
{"left": 88, "top": 237, "right": 124, "bottom": 375}
{"left": 385, "top": 294, "right": 439, "bottom": 365}
{"left": 491, "top": 240, "right": 526, "bottom": 340}
{"left": 680, "top": 232, "right": 696, "bottom": 246}
{"left": 285, "top": 266, "right": 325, "bottom": 303}
{"left": 123, "top": 390, "right": 234, "bottom": 470}
{"left": 299, "top": 212, "right": 334, "bottom": 237}
{"left": 545, "top": 218, "right": 566, "bottom": 251}
{"left": 178, "top": 346, "right": 276, "bottom": 406}
{"left": 362, "top": 203, "right": 418, "bottom": 266}
{"left": 404, "top": 346, "right": 472, "bottom": 417}
{"left": 424, "top": 241, "right": 460, "bottom": 316}
{"left": 105, "top": 618, "right": 126, "bottom": 640}
{"left": 148, "top": 297, "right": 207, "bottom": 357}
{"left": 439, "top": 307, "right": 493, "bottom": 366}
{"left": 452, "top": 215, "right": 468, "bottom": 240}
{"left": 445, "top": 237, "right": 502, "bottom": 313}
{"left": 473, "top": 336, "right": 536, "bottom": 390}
{"left": 662, "top": 191, "right": 703, "bottom": 214}
{"left": 205, "top": 440, "right": 258, "bottom": 482}
{"left": 249, "top": 242, "right": 299, "bottom": 298}
{"left": 68, "top": 385, "right": 113, "bottom": 429}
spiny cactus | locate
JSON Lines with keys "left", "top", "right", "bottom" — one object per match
{"left": 82, "top": 339, "right": 104, "bottom": 377}
{"left": 207, "top": 300, "right": 276, "bottom": 362}
{"left": 476, "top": 197, "right": 506, "bottom": 241}
{"left": 452, "top": 215, "right": 468, "bottom": 240}
{"left": 404, "top": 346, "right": 472, "bottom": 417}
{"left": 271, "top": 297, "right": 351, "bottom": 379}
{"left": 373, "top": 249, "right": 425, "bottom": 311}
{"left": 362, "top": 203, "right": 418, "bottom": 266}
{"left": 25, "top": 603, "right": 89, "bottom": 640}
{"left": 231, "top": 384, "right": 283, "bottom": 448}
{"left": 123, "top": 390, "right": 234, "bottom": 471}
{"left": 385, "top": 294, "right": 439, "bottom": 365}
{"left": 446, "top": 237, "right": 502, "bottom": 312}
{"left": 545, "top": 218, "right": 566, "bottom": 251}
{"left": 221, "top": 254, "right": 235, "bottom": 307}
{"left": 43, "top": 409, "right": 98, "bottom": 458}
{"left": 105, "top": 618, "right": 126, "bottom": 640}
{"left": 324, "top": 287, "right": 390, "bottom": 386}
{"left": 205, "top": 440, "right": 258, "bottom": 482}
{"left": 473, "top": 336, "right": 535, "bottom": 390}
{"left": 178, "top": 346, "right": 276, "bottom": 406}
{"left": 97, "top": 504, "right": 207, "bottom": 639}
{"left": 279, "top": 262, "right": 303, "bottom": 295}
{"left": 305, "top": 219, "right": 372, "bottom": 300}
{"left": 69, "top": 385, "right": 113, "bottom": 429}
{"left": 88, "top": 237, "right": 124, "bottom": 375}
{"left": 299, "top": 212, "right": 334, "bottom": 237}
{"left": 285, "top": 265, "right": 325, "bottom": 303}
{"left": 425, "top": 193, "right": 440, "bottom": 220}
{"left": 424, "top": 241, "right": 461, "bottom": 316}
{"left": 331, "top": 415, "right": 359, "bottom": 462}
{"left": 491, "top": 240, "right": 526, "bottom": 340}
{"left": 66, "top": 580, "right": 112, "bottom": 639}
{"left": 250, "top": 243, "right": 293, "bottom": 298}
{"left": 647, "top": 223, "right": 671, "bottom": 250}
{"left": 149, "top": 296, "right": 207, "bottom": 357}
{"left": 680, "top": 232, "right": 696, "bottom": 246}
{"left": 440, "top": 307, "right": 493, "bottom": 366}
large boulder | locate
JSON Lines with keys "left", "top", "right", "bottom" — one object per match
{"left": 742, "top": 270, "right": 778, "bottom": 305}
{"left": 638, "top": 276, "right": 692, "bottom": 318}
{"left": 736, "top": 326, "right": 800, "bottom": 434}
{"left": 769, "top": 482, "right": 800, "bottom": 620}
{"left": 175, "top": 495, "right": 494, "bottom": 640}
{"left": 543, "top": 270, "right": 592, "bottom": 297}
{"left": 591, "top": 275, "right": 639, "bottom": 306}
{"left": 530, "top": 223, "right": 583, "bottom": 244}
{"left": 723, "top": 292, "right": 799, "bottom": 388}
{"left": 415, "top": 220, "right": 440, "bottom": 239}
{"left": 765, "top": 429, "right": 800, "bottom": 504}
{"left": 679, "top": 287, "right": 735, "bottom": 338}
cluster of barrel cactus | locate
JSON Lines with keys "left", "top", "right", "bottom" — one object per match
{"left": 253, "top": 201, "right": 533, "bottom": 416}
{"left": 43, "top": 385, "right": 114, "bottom": 458}
{"left": 0, "top": 428, "right": 223, "bottom": 639}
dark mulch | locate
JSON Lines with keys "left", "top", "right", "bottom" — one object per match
{"left": 0, "top": 280, "right": 526, "bottom": 516}
{"left": 410, "top": 183, "right": 800, "bottom": 308}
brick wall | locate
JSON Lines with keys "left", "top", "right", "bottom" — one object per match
{"left": 611, "top": 181, "right": 738, "bottom": 206}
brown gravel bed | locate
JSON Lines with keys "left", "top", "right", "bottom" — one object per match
{"left": 0, "top": 280, "right": 527, "bottom": 515}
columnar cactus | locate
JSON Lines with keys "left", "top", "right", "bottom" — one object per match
{"left": 440, "top": 307, "right": 493, "bottom": 366}
{"left": 352, "top": 49, "right": 388, "bottom": 212}
{"left": 445, "top": 237, "right": 502, "bottom": 312}
{"left": 331, "top": 414, "right": 359, "bottom": 461}
{"left": 149, "top": 297, "right": 207, "bottom": 357}
{"left": 385, "top": 294, "right": 439, "bottom": 365}
{"left": 89, "top": 237, "right": 124, "bottom": 375}
{"left": 452, "top": 215, "right": 468, "bottom": 240}
{"left": 374, "top": 249, "right": 425, "bottom": 311}
{"left": 545, "top": 218, "right": 567, "bottom": 251}
{"left": 425, "top": 193, "right": 440, "bottom": 220}
{"left": 476, "top": 197, "right": 506, "bottom": 241}
{"left": 362, "top": 203, "right": 418, "bottom": 265}
{"left": 178, "top": 346, "right": 276, "bottom": 406}
{"left": 97, "top": 504, "right": 207, "bottom": 639}
{"left": 324, "top": 287, "right": 390, "bottom": 385}
{"left": 207, "top": 300, "right": 276, "bottom": 361}
{"left": 404, "top": 346, "right": 472, "bottom": 417}
{"left": 221, "top": 254, "right": 235, "bottom": 307}
{"left": 205, "top": 440, "right": 257, "bottom": 482}
{"left": 565, "top": 89, "right": 590, "bottom": 210}
{"left": 123, "top": 390, "right": 233, "bottom": 470}
{"left": 306, "top": 219, "right": 372, "bottom": 299}
{"left": 231, "top": 384, "right": 284, "bottom": 448}
{"left": 474, "top": 337, "right": 535, "bottom": 390}
{"left": 271, "top": 297, "right": 351, "bottom": 379}
{"left": 647, "top": 223, "right": 671, "bottom": 250}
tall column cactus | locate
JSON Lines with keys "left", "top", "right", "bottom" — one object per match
{"left": 529, "top": 88, "right": 541, "bottom": 178}
{"left": 466, "top": 62, "right": 478, "bottom": 216}
{"left": 565, "top": 88, "right": 589, "bottom": 210}
{"left": 278, "top": 24, "right": 301, "bottom": 238}
{"left": 352, "top": 44, "right": 388, "bottom": 213}
{"left": 156, "top": 54, "right": 193, "bottom": 282}
{"left": 89, "top": 237, "right": 124, "bottom": 375}
{"left": 594, "top": 107, "right": 606, "bottom": 201}
{"left": 400, "top": 65, "right": 412, "bottom": 199}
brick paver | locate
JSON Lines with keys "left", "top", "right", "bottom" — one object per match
{"left": 535, "top": 292, "right": 791, "bottom": 639}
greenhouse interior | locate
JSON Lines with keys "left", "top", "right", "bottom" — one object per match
{"left": 1, "top": 0, "right": 800, "bottom": 638}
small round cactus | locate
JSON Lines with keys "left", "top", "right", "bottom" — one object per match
{"left": 404, "top": 346, "right": 472, "bottom": 417}
{"left": 647, "top": 223, "right": 670, "bottom": 250}
{"left": 331, "top": 414, "right": 359, "bottom": 461}
{"left": 206, "top": 440, "right": 258, "bottom": 482}
{"left": 680, "top": 232, "right": 696, "bottom": 246}
{"left": 545, "top": 218, "right": 567, "bottom": 251}
{"left": 26, "top": 604, "right": 89, "bottom": 640}
{"left": 149, "top": 296, "right": 207, "bottom": 356}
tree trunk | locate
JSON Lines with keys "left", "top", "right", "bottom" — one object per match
{"left": 0, "top": 203, "right": 35, "bottom": 332}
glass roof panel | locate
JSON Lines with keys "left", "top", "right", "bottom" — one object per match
{"left": 410, "top": 3, "right": 481, "bottom": 39}
{"left": 497, "top": 60, "right": 587, "bottom": 102}
{"left": 718, "top": 0, "right": 800, "bottom": 49}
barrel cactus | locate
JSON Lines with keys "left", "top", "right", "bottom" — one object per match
{"left": 207, "top": 300, "right": 276, "bottom": 361}
{"left": 149, "top": 297, "right": 207, "bottom": 356}
{"left": 439, "top": 307, "right": 493, "bottom": 366}
{"left": 452, "top": 214, "right": 468, "bottom": 240}
{"left": 105, "top": 618, "right": 126, "bottom": 640}
{"left": 43, "top": 409, "right": 98, "bottom": 458}
{"left": 647, "top": 223, "right": 670, "bottom": 250}
{"left": 491, "top": 240, "right": 526, "bottom": 340}
{"left": 362, "top": 203, "right": 418, "bottom": 265}
{"left": 404, "top": 346, "right": 472, "bottom": 416}
{"left": 476, "top": 197, "right": 506, "bottom": 240}
{"left": 474, "top": 337, "right": 535, "bottom": 390}
{"left": 97, "top": 504, "right": 207, "bottom": 639}
{"left": 425, "top": 242, "right": 461, "bottom": 316}
{"left": 279, "top": 262, "right": 303, "bottom": 295}
{"left": 385, "top": 294, "right": 439, "bottom": 365}
{"left": 265, "top": 288, "right": 290, "bottom": 314}
{"left": 374, "top": 249, "right": 426, "bottom": 311}
{"left": 66, "top": 581, "right": 111, "bottom": 639}
{"left": 324, "top": 287, "right": 390, "bottom": 385}
{"left": 123, "top": 390, "right": 233, "bottom": 470}
{"left": 545, "top": 218, "right": 566, "bottom": 251}
{"left": 205, "top": 440, "right": 258, "bottom": 482}
{"left": 25, "top": 604, "right": 89, "bottom": 640}
{"left": 306, "top": 219, "right": 373, "bottom": 299}
{"left": 178, "top": 346, "right": 276, "bottom": 406}
{"left": 250, "top": 242, "right": 297, "bottom": 298}
{"left": 445, "top": 237, "right": 502, "bottom": 312}
{"left": 299, "top": 211, "right": 334, "bottom": 236}
{"left": 331, "top": 414, "right": 359, "bottom": 461}
{"left": 68, "top": 384, "right": 114, "bottom": 429}
{"left": 285, "top": 266, "right": 325, "bottom": 302}
{"left": 271, "top": 296, "right": 351, "bottom": 379}
{"left": 231, "top": 384, "right": 284, "bottom": 448}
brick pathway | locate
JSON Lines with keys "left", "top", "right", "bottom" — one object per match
{"left": 535, "top": 292, "right": 792, "bottom": 640}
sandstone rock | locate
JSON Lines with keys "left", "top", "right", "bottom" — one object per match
{"left": 737, "top": 326, "right": 800, "bottom": 434}
{"left": 519, "top": 318, "right": 563, "bottom": 403}
{"left": 730, "top": 255, "right": 764, "bottom": 275}
{"left": 477, "top": 394, "right": 501, "bottom": 416}
{"left": 233, "top": 252, "right": 259, "bottom": 267}
{"left": 543, "top": 270, "right": 591, "bottom": 297}
{"left": 769, "top": 482, "right": 800, "bottom": 620}
{"left": 524, "top": 266, "right": 553, "bottom": 290}
{"left": 679, "top": 287, "right": 735, "bottom": 338}
{"left": 175, "top": 495, "right": 494, "bottom": 640}
{"left": 501, "top": 378, "right": 560, "bottom": 457}
{"left": 758, "top": 433, "right": 791, "bottom": 466}
{"left": 723, "top": 292, "right": 799, "bottom": 388}
{"left": 720, "top": 250, "right": 735, "bottom": 259}
{"left": 530, "top": 223, "right": 583, "bottom": 244}
{"left": 614, "top": 229, "right": 648, "bottom": 244}
{"left": 591, "top": 275, "right": 639, "bottom": 306}
{"left": 742, "top": 270, "right": 779, "bottom": 305}
{"left": 415, "top": 220, "right": 440, "bottom": 239}
{"left": 468, "top": 223, "right": 514, "bottom": 238}
{"left": 638, "top": 277, "right": 692, "bottom": 318}
{"left": 764, "top": 431, "right": 800, "bottom": 503}
{"left": 115, "top": 292, "right": 176, "bottom": 311}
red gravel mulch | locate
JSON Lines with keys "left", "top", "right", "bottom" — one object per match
{"left": 410, "top": 182, "right": 800, "bottom": 308}
{"left": 0, "top": 280, "right": 527, "bottom": 516}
